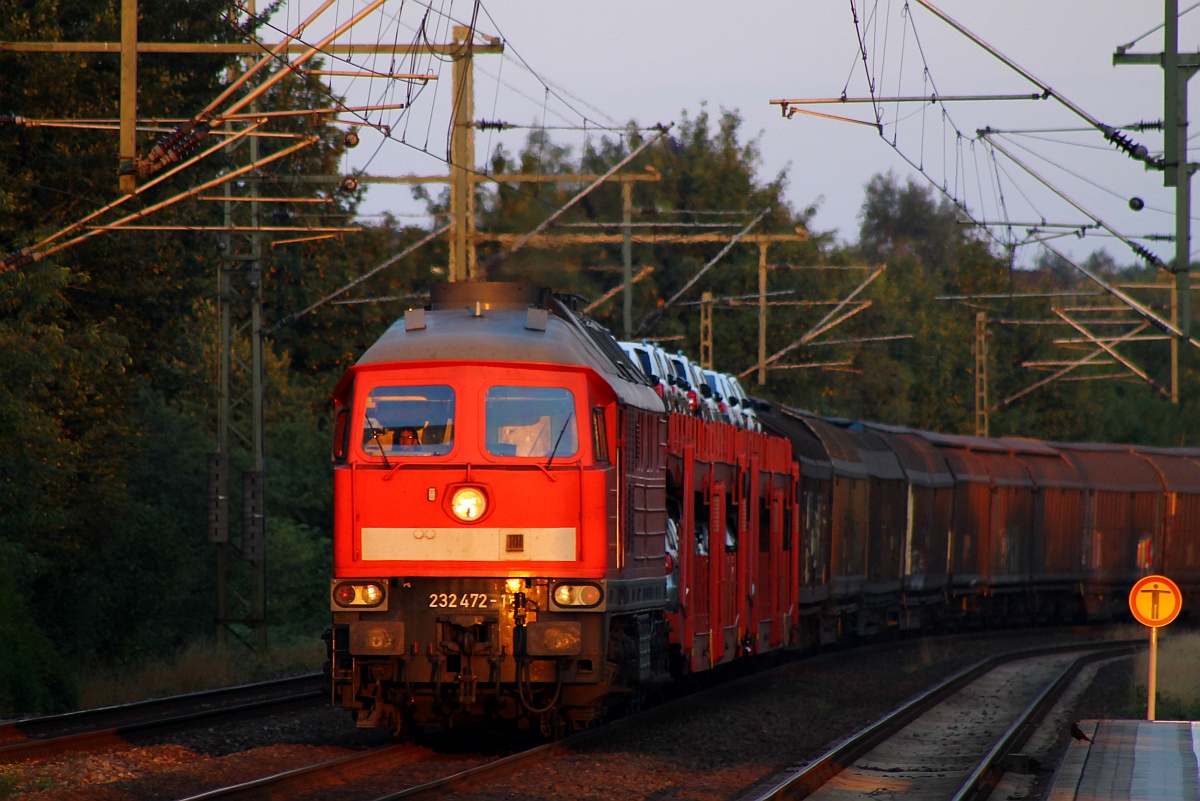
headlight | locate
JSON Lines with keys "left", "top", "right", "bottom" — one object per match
{"left": 450, "top": 486, "right": 487, "bottom": 522}
{"left": 551, "top": 583, "right": 603, "bottom": 608}
{"left": 331, "top": 580, "right": 387, "bottom": 610}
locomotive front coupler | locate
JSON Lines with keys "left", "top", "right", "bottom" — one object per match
{"left": 425, "top": 642, "right": 441, "bottom": 691}
{"left": 488, "top": 645, "right": 508, "bottom": 690}
{"left": 456, "top": 627, "right": 478, "bottom": 706}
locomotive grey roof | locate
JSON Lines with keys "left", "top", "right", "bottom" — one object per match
{"left": 353, "top": 282, "right": 664, "bottom": 414}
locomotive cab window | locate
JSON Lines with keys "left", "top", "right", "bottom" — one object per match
{"left": 362, "top": 385, "right": 455, "bottom": 456}
{"left": 485, "top": 386, "right": 578, "bottom": 458}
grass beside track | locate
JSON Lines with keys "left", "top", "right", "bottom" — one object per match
{"left": 78, "top": 637, "right": 325, "bottom": 710}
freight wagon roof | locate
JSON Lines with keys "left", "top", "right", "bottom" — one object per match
{"left": 1050, "top": 442, "right": 1163, "bottom": 492}
{"left": 1132, "top": 449, "right": 1200, "bottom": 493}
{"left": 975, "top": 450, "right": 1033, "bottom": 488}
{"left": 994, "top": 437, "right": 1062, "bottom": 457}
{"left": 1013, "top": 451, "right": 1085, "bottom": 490}
{"left": 843, "top": 429, "right": 907, "bottom": 481}
{"left": 798, "top": 413, "right": 868, "bottom": 480}
{"left": 351, "top": 283, "right": 664, "bottom": 414}
{"left": 918, "top": 430, "right": 1010, "bottom": 453}
{"left": 911, "top": 432, "right": 992, "bottom": 483}
{"left": 866, "top": 429, "right": 955, "bottom": 489}
{"left": 755, "top": 403, "right": 833, "bottom": 480}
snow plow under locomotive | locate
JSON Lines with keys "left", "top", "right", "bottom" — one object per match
{"left": 326, "top": 281, "right": 1200, "bottom": 738}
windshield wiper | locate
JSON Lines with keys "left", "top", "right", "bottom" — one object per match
{"left": 544, "top": 412, "right": 574, "bottom": 470}
{"left": 366, "top": 422, "right": 392, "bottom": 469}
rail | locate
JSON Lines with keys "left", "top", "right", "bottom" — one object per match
{"left": 744, "top": 639, "right": 1141, "bottom": 801}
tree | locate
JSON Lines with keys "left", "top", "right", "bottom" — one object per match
{"left": 0, "top": 0, "right": 367, "bottom": 711}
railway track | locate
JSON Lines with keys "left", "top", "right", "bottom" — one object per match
{"left": 0, "top": 632, "right": 1138, "bottom": 800}
{"left": 0, "top": 672, "right": 324, "bottom": 764}
{"left": 173, "top": 637, "right": 1138, "bottom": 801}
{"left": 741, "top": 640, "right": 1141, "bottom": 801}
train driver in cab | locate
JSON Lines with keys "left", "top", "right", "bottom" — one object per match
{"left": 396, "top": 427, "right": 420, "bottom": 451}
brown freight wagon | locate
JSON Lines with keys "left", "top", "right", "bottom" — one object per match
{"left": 1132, "top": 446, "right": 1200, "bottom": 612}
{"left": 1052, "top": 442, "right": 1161, "bottom": 620}
{"left": 863, "top": 423, "right": 956, "bottom": 629}
{"left": 754, "top": 403, "right": 837, "bottom": 646}
{"left": 846, "top": 428, "right": 908, "bottom": 607}
{"left": 802, "top": 416, "right": 870, "bottom": 607}
{"left": 916, "top": 432, "right": 998, "bottom": 619}
{"left": 1005, "top": 437, "right": 1087, "bottom": 623}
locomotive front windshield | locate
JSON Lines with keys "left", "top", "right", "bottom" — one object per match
{"left": 362, "top": 385, "right": 455, "bottom": 456}
{"left": 485, "top": 386, "right": 578, "bottom": 458}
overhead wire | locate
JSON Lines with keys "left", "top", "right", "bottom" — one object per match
{"left": 475, "top": 2, "right": 616, "bottom": 131}
{"left": 994, "top": 133, "right": 1180, "bottom": 218}
{"left": 842, "top": 0, "right": 1174, "bottom": 266}
{"left": 303, "top": 0, "right": 645, "bottom": 230}
{"left": 230, "top": 1, "right": 559, "bottom": 226}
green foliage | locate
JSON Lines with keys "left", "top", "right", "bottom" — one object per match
{"left": 0, "top": 1, "right": 347, "bottom": 707}
{"left": 0, "top": 545, "right": 79, "bottom": 715}
{"left": 0, "top": 767, "right": 22, "bottom": 800}
{"left": 265, "top": 518, "right": 331, "bottom": 638}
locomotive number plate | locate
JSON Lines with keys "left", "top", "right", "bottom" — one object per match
{"left": 427, "top": 592, "right": 495, "bottom": 609}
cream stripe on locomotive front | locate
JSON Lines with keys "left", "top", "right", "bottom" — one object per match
{"left": 361, "top": 527, "right": 577, "bottom": 561}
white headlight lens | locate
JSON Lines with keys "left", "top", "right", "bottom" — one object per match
{"left": 450, "top": 487, "right": 487, "bottom": 522}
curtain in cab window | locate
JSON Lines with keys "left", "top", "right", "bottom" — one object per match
{"left": 362, "top": 385, "right": 455, "bottom": 456}
{"left": 485, "top": 386, "right": 577, "bottom": 458}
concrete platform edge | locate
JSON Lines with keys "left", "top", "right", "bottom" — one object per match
{"left": 1044, "top": 719, "right": 1096, "bottom": 801}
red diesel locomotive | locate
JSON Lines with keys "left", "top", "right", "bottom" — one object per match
{"left": 327, "top": 281, "right": 1200, "bottom": 738}
{"left": 327, "top": 282, "right": 682, "bottom": 736}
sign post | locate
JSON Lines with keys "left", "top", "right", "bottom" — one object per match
{"left": 1128, "top": 574, "right": 1183, "bottom": 721}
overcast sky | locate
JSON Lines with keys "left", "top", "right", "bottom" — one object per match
{"left": 282, "top": 1, "right": 1200, "bottom": 267}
